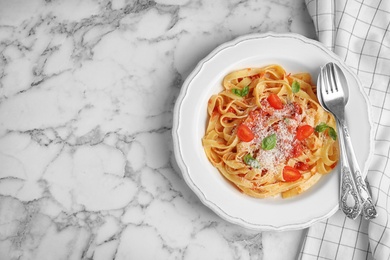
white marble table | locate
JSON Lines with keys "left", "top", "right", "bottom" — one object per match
{"left": 0, "top": 0, "right": 317, "bottom": 259}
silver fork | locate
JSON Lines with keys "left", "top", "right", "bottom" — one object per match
{"left": 320, "top": 63, "right": 377, "bottom": 220}
{"left": 318, "top": 65, "right": 361, "bottom": 219}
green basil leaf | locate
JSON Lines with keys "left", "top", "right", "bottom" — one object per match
{"left": 243, "top": 153, "right": 260, "bottom": 168}
{"left": 328, "top": 127, "right": 337, "bottom": 140}
{"left": 232, "top": 88, "right": 242, "bottom": 96}
{"left": 292, "top": 81, "right": 300, "bottom": 93}
{"left": 315, "top": 122, "right": 337, "bottom": 140}
{"left": 243, "top": 153, "right": 252, "bottom": 164}
{"left": 241, "top": 85, "right": 249, "bottom": 96}
{"left": 315, "top": 122, "right": 329, "bottom": 132}
{"left": 261, "top": 133, "right": 277, "bottom": 150}
{"left": 231, "top": 86, "right": 249, "bottom": 97}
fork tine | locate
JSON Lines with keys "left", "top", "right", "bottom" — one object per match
{"left": 329, "top": 63, "right": 338, "bottom": 92}
{"left": 321, "top": 66, "right": 328, "bottom": 97}
{"left": 318, "top": 68, "right": 324, "bottom": 97}
{"left": 323, "top": 64, "right": 332, "bottom": 95}
{"left": 317, "top": 67, "right": 331, "bottom": 113}
{"left": 327, "top": 63, "right": 337, "bottom": 94}
{"left": 332, "top": 63, "right": 346, "bottom": 96}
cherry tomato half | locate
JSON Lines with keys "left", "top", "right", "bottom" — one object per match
{"left": 283, "top": 166, "right": 302, "bottom": 182}
{"left": 267, "top": 94, "right": 283, "bottom": 109}
{"left": 237, "top": 124, "right": 254, "bottom": 142}
{"left": 296, "top": 125, "right": 314, "bottom": 141}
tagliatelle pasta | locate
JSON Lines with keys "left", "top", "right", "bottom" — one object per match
{"left": 202, "top": 64, "right": 339, "bottom": 198}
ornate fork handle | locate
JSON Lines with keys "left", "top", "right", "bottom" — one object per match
{"left": 339, "top": 120, "right": 378, "bottom": 220}
{"left": 337, "top": 120, "right": 362, "bottom": 219}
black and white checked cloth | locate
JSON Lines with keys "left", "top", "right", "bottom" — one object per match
{"left": 299, "top": 0, "right": 390, "bottom": 259}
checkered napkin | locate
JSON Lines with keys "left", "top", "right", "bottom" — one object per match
{"left": 298, "top": 0, "right": 390, "bottom": 259}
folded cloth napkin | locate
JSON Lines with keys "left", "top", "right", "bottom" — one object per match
{"left": 299, "top": 0, "right": 390, "bottom": 259}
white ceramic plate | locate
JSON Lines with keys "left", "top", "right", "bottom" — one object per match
{"left": 172, "top": 32, "right": 374, "bottom": 231}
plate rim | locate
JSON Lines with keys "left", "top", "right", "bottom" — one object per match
{"left": 172, "top": 32, "right": 375, "bottom": 231}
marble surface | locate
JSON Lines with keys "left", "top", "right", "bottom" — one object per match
{"left": 0, "top": 0, "right": 316, "bottom": 259}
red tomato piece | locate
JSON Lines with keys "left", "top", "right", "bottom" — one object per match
{"left": 267, "top": 94, "right": 283, "bottom": 109}
{"left": 294, "top": 161, "right": 309, "bottom": 171}
{"left": 237, "top": 124, "right": 254, "bottom": 142}
{"left": 296, "top": 125, "right": 314, "bottom": 141}
{"left": 283, "top": 166, "right": 302, "bottom": 182}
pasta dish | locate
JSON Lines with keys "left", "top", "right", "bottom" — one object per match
{"left": 202, "top": 64, "right": 339, "bottom": 198}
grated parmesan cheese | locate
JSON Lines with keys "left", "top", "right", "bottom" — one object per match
{"left": 245, "top": 102, "right": 303, "bottom": 175}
